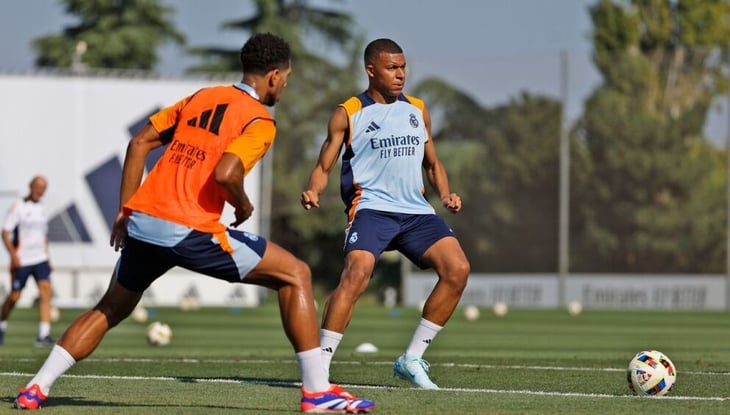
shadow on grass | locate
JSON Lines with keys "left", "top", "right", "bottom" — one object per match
{"left": 3, "top": 395, "right": 298, "bottom": 412}
{"left": 1, "top": 377, "right": 305, "bottom": 412}
{"left": 174, "top": 375, "right": 300, "bottom": 388}
{"left": 1, "top": 376, "right": 388, "bottom": 411}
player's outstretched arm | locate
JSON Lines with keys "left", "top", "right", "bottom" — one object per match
{"left": 421, "top": 105, "right": 462, "bottom": 213}
{"left": 1, "top": 229, "right": 19, "bottom": 269}
{"left": 301, "top": 106, "right": 348, "bottom": 210}
{"left": 215, "top": 152, "right": 253, "bottom": 227}
{"left": 120, "top": 123, "right": 164, "bottom": 207}
{"left": 111, "top": 123, "right": 164, "bottom": 250}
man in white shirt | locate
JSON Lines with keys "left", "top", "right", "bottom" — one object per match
{"left": 0, "top": 175, "right": 54, "bottom": 346}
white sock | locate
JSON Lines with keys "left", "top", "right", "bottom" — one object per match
{"left": 0, "top": 320, "right": 7, "bottom": 331}
{"left": 320, "top": 329, "right": 343, "bottom": 378}
{"left": 297, "top": 347, "right": 330, "bottom": 392}
{"left": 38, "top": 321, "right": 51, "bottom": 338}
{"left": 405, "top": 318, "right": 443, "bottom": 358}
{"left": 28, "top": 345, "right": 76, "bottom": 396}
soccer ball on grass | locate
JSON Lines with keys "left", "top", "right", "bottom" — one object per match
{"left": 146, "top": 321, "right": 173, "bottom": 346}
{"left": 492, "top": 301, "right": 508, "bottom": 317}
{"left": 463, "top": 305, "right": 480, "bottom": 321}
{"left": 567, "top": 300, "right": 583, "bottom": 316}
{"left": 131, "top": 305, "right": 148, "bottom": 323}
{"left": 627, "top": 350, "right": 676, "bottom": 396}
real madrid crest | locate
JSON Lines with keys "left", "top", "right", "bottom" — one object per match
{"left": 409, "top": 113, "right": 419, "bottom": 128}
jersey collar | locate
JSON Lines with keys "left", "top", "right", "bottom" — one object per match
{"left": 234, "top": 82, "right": 260, "bottom": 101}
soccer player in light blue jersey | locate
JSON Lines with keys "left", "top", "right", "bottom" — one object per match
{"left": 302, "top": 38, "right": 470, "bottom": 390}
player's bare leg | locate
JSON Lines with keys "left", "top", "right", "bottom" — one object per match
{"left": 0, "top": 289, "right": 21, "bottom": 346}
{"left": 1, "top": 290, "right": 20, "bottom": 321}
{"left": 244, "top": 242, "right": 319, "bottom": 351}
{"left": 15, "top": 277, "right": 142, "bottom": 409}
{"left": 57, "top": 279, "right": 142, "bottom": 360}
{"left": 33, "top": 279, "right": 55, "bottom": 346}
{"left": 320, "top": 250, "right": 375, "bottom": 333}
{"left": 316, "top": 250, "right": 375, "bottom": 382}
{"left": 420, "top": 237, "right": 470, "bottom": 325}
{"left": 244, "top": 241, "right": 375, "bottom": 412}
{"left": 394, "top": 236, "right": 469, "bottom": 389}
{"left": 37, "top": 280, "right": 53, "bottom": 325}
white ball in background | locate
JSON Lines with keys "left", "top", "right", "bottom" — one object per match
{"left": 355, "top": 342, "right": 379, "bottom": 353}
{"left": 146, "top": 321, "right": 173, "bottom": 346}
{"left": 51, "top": 307, "right": 61, "bottom": 323}
{"left": 49, "top": 306, "right": 61, "bottom": 322}
{"left": 492, "top": 301, "right": 508, "bottom": 317}
{"left": 178, "top": 297, "right": 193, "bottom": 311}
{"left": 463, "top": 305, "right": 480, "bottom": 321}
{"left": 178, "top": 296, "right": 201, "bottom": 311}
{"left": 187, "top": 297, "right": 201, "bottom": 310}
{"left": 131, "top": 305, "right": 148, "bottom": 323}
{"left": 567, "top": 300, "right": 583, "bottom": 316}
{"left": 416, "top": 299, "right": 426, "bottom": 314}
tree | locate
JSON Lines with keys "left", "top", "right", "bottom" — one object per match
{"left": 571, "top": 0, "right": 730, "bottom": 272}
{"left": 412, "top": 77, "right": 487, "bottom": 142}
{"left": 186, "top": 0, "right": 355, "bottom": 73}
{"left": 186, "top": 0, "right": 363, "bottom": 289}
{"left": 414, "top": 78, "right": 563, "bottom": 272}
{"left": 477, "top": 94, "right": 562, "bottom": 272}
{"left": 33, "top": 0, "right": 184, "bottom": 70}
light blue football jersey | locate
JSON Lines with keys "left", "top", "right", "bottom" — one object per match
{"left": 339, "top": 92, "right": 435, "bottom": 219}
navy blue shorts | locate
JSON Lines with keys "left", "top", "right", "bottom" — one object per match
{"left": 344, "top": 209, "right": 455, "bottom": 269}
{"left": 11, "top": 261, "right": 51, "bottom": 291}
{"left": 116, "top": 213, "right": 268, "bottom": 292}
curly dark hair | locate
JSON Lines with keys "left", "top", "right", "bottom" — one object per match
{"left": 364, "top": 38, "right": 403, "bottom": 64}
{"left": 240, "top": 33, "right": 291, "bottom": 75}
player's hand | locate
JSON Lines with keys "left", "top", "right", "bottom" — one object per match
{"left": 110, "top": 212, "right": 130, "bottom": 251}
{"left": 441, "top": 193, "right": 462, "bottom": 213}
{"left": 301, "top": 190, "right": 320, "bottom": 210}
{"left": 230, "top": 201, "right": 254, "bottom": 227}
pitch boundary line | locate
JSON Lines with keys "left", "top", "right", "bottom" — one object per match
{"left": 4, "top": 357, "right": 728, "bottom": 376}
{"left": 1, "top": 371, "right": 728, "bottom": 401}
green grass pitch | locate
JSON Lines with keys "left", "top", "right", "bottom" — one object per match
{"left": 1, "top": 301, "right": 728, "bottom": 414}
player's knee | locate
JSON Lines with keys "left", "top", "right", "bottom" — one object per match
{"left": 339, "top": 268, "right": 371, "bottom": 294}
{"left": 291, "top": 259, "right": 313, "bottom": 286}
{"left": 108, "top": 307, "right": 137, "bottom": 328}
{"left": 7, "top": 291, "right": 22, "bottom": 304}
{"left": 456, "top": 259, "right": 470, "bottom": 280}
{"left": 442, "top": 259, "right": 470, "bottom": 291}
{"left": 95, "top": 305, "right": 124, "bottom": 328}
{"left": 94, "top": 298, "right": 135, "bottom": 328}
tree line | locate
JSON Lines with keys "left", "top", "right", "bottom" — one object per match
{"left": 33, "top": 0, "right": 730, "bottom": 291}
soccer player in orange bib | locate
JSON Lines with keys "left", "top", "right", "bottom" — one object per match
{"left": 14, "top": 33, "right": 374, "bottom": 413}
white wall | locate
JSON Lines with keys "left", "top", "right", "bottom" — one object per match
{"left": 404, "top": 272, "right": 729, "bottom": 310}
{"left": 0, "top": 74, "right": 263, "bottom": 307}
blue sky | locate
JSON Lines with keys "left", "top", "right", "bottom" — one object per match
{"left": 1, "top": 0, "right": 726, "bottom": 142}
{"left": 0, "top": 1, "right": 598, "bottom": 109}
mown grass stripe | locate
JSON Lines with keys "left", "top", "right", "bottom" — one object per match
{"left": 4, "top": 357, "right": 729, "bottom": 376}
{"left": 1, "top": 371, "right": 728, "bottom": 401}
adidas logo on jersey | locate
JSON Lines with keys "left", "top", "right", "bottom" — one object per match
{"left": 364, "top": 121, "right": 380, "bottom": 133}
